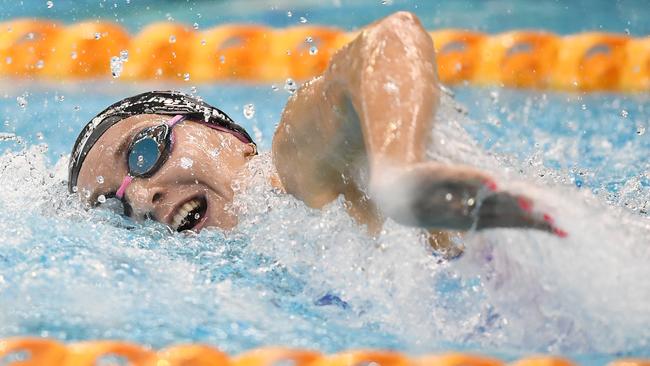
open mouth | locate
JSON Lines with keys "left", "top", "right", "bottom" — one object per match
{"left": 171, "top": 196, "right": 208, "bottom": 232}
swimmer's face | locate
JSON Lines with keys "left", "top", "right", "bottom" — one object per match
{"left": 76, "top": 114, "right": 256, "bottom": 231}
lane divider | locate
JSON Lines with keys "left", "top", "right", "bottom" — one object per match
{"left": 0, "top": 338, "right": 649, "bottom": 366}
{"left": 0, "top": 19, "right": 649, "bottom": 91}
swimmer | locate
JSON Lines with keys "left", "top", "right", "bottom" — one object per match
{"left": 68, "top": 12, "right": 565, "bottom": 257}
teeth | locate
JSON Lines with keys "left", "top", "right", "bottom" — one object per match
{"left": 171, "top": 199, "right": 201, "bottom": 230}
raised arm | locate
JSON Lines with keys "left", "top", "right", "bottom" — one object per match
{"left": 272, "top": 12, "right": 564, "bottom": 240}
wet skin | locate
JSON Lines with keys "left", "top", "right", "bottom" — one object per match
{"left": 76, "top": 113, "right": 256, "bottom": 231}
{"left": 76, "top": 12, "right": 563, "bottom": 254}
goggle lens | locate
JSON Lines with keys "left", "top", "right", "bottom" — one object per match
{"left": 127, "top": 124, "right": 170, "bottom": 177}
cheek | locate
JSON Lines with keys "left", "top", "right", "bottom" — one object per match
{"left": 206, "top": 190, "right": 238, "bottom": 229}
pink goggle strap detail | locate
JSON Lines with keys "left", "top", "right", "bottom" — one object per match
{"left": 115, "top": 175, "right": 133, "bottom": 199}
{"left": 115, "top": 115, "right": 184, "bottom": 200}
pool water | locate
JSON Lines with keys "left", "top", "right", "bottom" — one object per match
{"left": 1, "top": 1, "right": 650, "bottom": 365}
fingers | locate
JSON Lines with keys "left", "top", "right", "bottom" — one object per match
{"left": 475, "top": 192, "right": 568, "bottom": 237}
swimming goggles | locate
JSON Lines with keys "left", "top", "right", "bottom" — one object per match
{"left": 116, "top": 114, "right": 255, "bottom": 199}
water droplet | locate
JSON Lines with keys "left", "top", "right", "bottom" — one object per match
{"left": 271, "top": 84, "right": 279, "bottom": 91}
{"left": 183, "top": 73, "right": 190, "bottom": 81}
{"left": 620, "top": 109, "right": 629, "bottom": 118}
{"left": 16, "top": 95, "right": 28, "bottom": 109}
{"left": 180, "top": 157, "right": 193, "bottom": 169}
{"left": 243, "top": 103, "right": 255, "bottom": 119}
{"left": 445, "top": 193, "right": 453, "bottom": 201}
{"left": 55, "top": 94, "right": 65, "bottom": 102}
{"left": 46, "top": 0, "right": 54, "bottom": 8}
{"left": 309, "top": 45, "right": 318, "bottom": 55}
{"left": 110, "top": 56, "right": 122, "bottom": 78}
{"left": 137, "top": 155, "right": 144, "bottom": 167}
{"left": 299, "top": 16, "right": 307, "bottom": 23}
{"left": 284, "top": 78, "right": 298, "bottom": 94}
{"left": 70, "top": 51, "right": 77, "bottom": 59}
{"left": 36, "top": 132, "right": 44, "bottom": 140}
{"left": 581, "top": 104, "right": 587, "bottom": 110}
{"left": 169, "top": 35, "right": 176, "bottom": 44}
{"left": 637, "top": 126, "right": 646, "bottom": 136}
{"left": 193, "top": 22, "right": 199, "bottom": 30}
{"left": 190, "top": 86, "right": 197, "bottom": 94}
{"left": 624, "top": 28, "right": 630, "bottom": 35}
{"left": 119, "top": 49, "right": 129, "bottom": 62}
{"left": 306, "top": 36, "right": 313, "bottom": 43}
{"left": 72, "top": 185, "right": 78, "bottom": 193}
{"left": 201, "top": 39, "right": 206, "bottom": 46}
{"left": 219, "top": 55, "right": 226, "bottom": 64}
{"left": 35, "top": 60, "right": 44, "bottom": 69}
{"left": 74, "top": 105, "right": 80, "bottom": 111}
{"left": 96, "top": 176, "right": 104, "bottom": 184}
{"left": 287, "top": 11, "right": 292, "bottom": 17}
{"left": 381, "top": 0, "right": 393, "bottom": 4}
{"left": 5, "top": 57, "right": 11, "bottom": 64}
{"left": 94, "top": 32, "right": 101, "bottom": 40}
{"left": 97, "top": 194, "right": 106, "bottom": 203}
{"left": 26, "top": 33, "right": 34, "bottom": 40}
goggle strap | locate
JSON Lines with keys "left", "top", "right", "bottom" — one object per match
{"left": 115, "top": 175, "right": 134, "bottom": 199}
{"left": 166, "top": 114, "right": 186, "bottom": 127}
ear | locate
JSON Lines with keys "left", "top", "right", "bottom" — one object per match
{"left": 244, "top": 142, "right": 257, "bottom": 158}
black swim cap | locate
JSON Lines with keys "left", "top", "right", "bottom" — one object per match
{"left": 68, "top": 90, "right": 255, "bottom": 193}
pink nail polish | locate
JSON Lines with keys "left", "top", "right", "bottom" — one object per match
{"left": 483, "top": 179, "right": 498, "bottom": 192}
{"left": 543, "top": 213, "right": 554, "bottom": 224}
{"left": 553, "top": 228, "right": 568, "bottom": 238}
{"left": 517, "top": 196, "right": 533, "bottom": 212}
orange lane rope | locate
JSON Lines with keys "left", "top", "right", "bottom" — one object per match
{"left": 1, "top": 338, "right": 649, "bottom": 366}
{"left": 0, "top": 19, "right": 649, "bottom": 91}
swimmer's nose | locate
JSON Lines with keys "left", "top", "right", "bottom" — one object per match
{"left": 122, "top": 179, "right": 166, "bottom": 221}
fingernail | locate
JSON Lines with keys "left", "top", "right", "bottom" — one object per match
{"left": 543, "top": 213, "right": 554, "bottom": 224}
{"left": 517, "top": 196, "right": 533, "bottom": 212}
{"left": 483, "top": 179, "right": 498, "bottom": 192}
{"left": 553, "top": 227, "right": 568, "bottom": 238}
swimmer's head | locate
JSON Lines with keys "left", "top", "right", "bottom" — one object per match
{"left": 68, "top": 91, "right": 257, "bottom": 231}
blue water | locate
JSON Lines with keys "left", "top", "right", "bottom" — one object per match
{"left": 1, "top": 1, "right": 650, "bottom": 365}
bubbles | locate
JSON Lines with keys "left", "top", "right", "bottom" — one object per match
{"left": 284, "top": 78, "right": 298, "bottom": 94}
{"left": 193, "top": 22, "right": 199, "bottom": 30}
{"left": 219, "top": 55, "right": 226, "bottom": 64}
{"left": 119, "top": 49, "right": 129, "bottom": 62}
{"left": 637, "top": 126, "right": 646, "bottom": 136}
{"left": 70, "top": 51, "right": 77, "bottom": 60}
{"left": 97, "top": 195, "right": 106, "bottom": 204}
{"left": 169, "top": 35, "right": 176, "bottom": 44}
{"left": 96, "top": 176, "right": 104, "bottom": 184}
{"left": 0, "top": 132, "right": 17, "bottom": 141}
{"left": 110, "top": 56, "right": 123, "bottom": 78}
{"left": 381, "top": 0, "right": 394, "bottom": 4}
{"left": 287, "top": 11, "right": 292, "bottom": 17}
{"left": 136, "top": 155, "right": 145, "bottom": 167}
{"left": 5, "top": 56, "right": 11, "bottom": 64}
{"left": 243, "top": 103, "right": 255, "bottom": 120}
{"left": 180, "top": 157, "right": 193, "bottom": 169}
{"left": 46, "top": 0, "right": 53, "bottom": 8}
{"left": 16, "top": 94, "right": 28, "bottom": 109}
{"left": 620, "top": 109, "right": 629, "bottom": 118}
{"left": 299, "top": 16, "right": 308, "bottom": 23}
{"left": 94, "top": 32, "right": 101, "bottom": 40}
{"left": 183, "top": 73, "right": 190, "bottom": 81}
{"left": 309, "top": 45, "right": 318, "bottom": 56}
{"left": 35, "top": 60, "right": 44, "bottom": 69}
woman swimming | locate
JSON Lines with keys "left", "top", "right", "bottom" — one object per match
{"left": 68, "top": 12, "right": 565, "bottom": 256}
